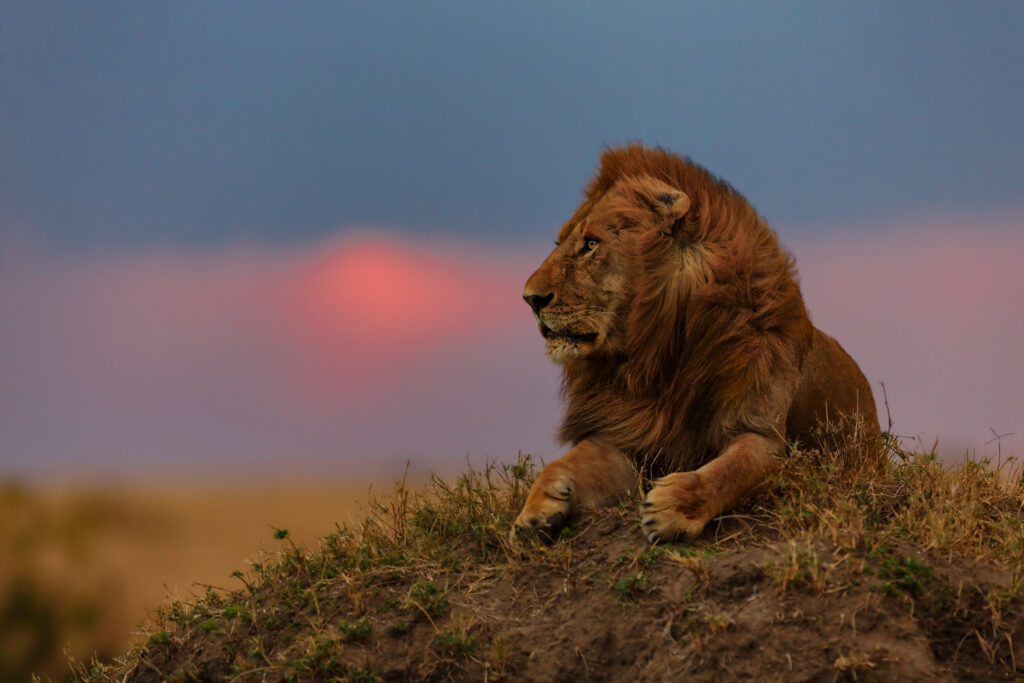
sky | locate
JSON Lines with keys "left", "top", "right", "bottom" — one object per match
{"left": 1, "top": 2, "right": 1022, "bottom": 481}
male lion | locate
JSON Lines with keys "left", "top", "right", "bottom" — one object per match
{"left": 515, "top": 144, "right": 879, "bottom": 544}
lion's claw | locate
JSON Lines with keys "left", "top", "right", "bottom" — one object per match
{"left": 510, "top": 510, "right": 567, "bottom": 546}
{"left": 640, "top": 472, "right": 713, "bottom": 544}
{"left": 543, "top": 511, "right": 565, "bottom": 529}
{"left": 513, "top": 507, "right": 568, "bottom": 537}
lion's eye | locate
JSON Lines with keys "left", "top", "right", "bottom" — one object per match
{"left": 580, "top": 238, "right": 599, "bottom": 255}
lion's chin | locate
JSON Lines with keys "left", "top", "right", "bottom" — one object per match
{"left": 542, "top": 329, "right": 601, "bottom": 363}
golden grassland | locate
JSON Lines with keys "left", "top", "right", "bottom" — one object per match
{"left": 64, "top": 428, "right": 1024, "bottom": 682}
{"left": 0, "top": 479, "right": 380, "bottom": 681}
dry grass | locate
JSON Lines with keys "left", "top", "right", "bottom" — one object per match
{"left": 67, "top": 433, "right": 1024, "bottom": 681}
{"left": 756, "top": 418, "right": 1024, "bottom": 571}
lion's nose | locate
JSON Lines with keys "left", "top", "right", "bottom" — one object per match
{"left": 523, "top": 292, "right": 553, "bottom": 315}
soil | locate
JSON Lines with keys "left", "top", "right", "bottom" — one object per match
{"left": 119, "top": 506, "right": 1024, "bottom": 682}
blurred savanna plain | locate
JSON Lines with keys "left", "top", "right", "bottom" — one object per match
{"left": 0, "top": 478, "right": 384, "bottom": 680}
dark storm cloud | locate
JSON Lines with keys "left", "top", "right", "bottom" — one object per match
{"left": 2, "top": 1, "right": 1022, "bottom": 249}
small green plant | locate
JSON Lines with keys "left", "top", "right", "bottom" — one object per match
{"left": 409, "top": 581, "right": 448, "bottom": 617}
{"left": 223, "top": 603, "right": 249, "bottom": 620}
{"left": 340, "top": 617, "right": 373, "bottom": 641}
{"left": 432, "top": 629, "right": 476, "bottom": 657}
{"left": 387, "top": 622, "right": 410, "bottom": 637}
{"left": 376, "top": 598, "right": 399, "bottom": 613}
{"left": 283, "top": 635, "right": 344, "bottom": 676}
{"left": 614, "top": 572, "right": 648, "bottom": 601}
{"left": 874, "top": 554, "right": 932, "bottom": 598}
{"left": 147, "top": 630, "right": 171, "bottom": 647}
{"left": 642, "top": 545, "right": 667, "bottom": 566}
{"left": 347, "top": 668, "right": 377, "bottom": 682}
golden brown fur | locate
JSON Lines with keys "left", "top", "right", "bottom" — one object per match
{"left": 514, "top": 144, "right": 879, "bottom": 543}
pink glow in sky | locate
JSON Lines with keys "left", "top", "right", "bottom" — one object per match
{"left": 789, "top": 213, "right": 1023, "bottom": 455}
{"left": 1, "top": 216, "right": 1020, "bottom": 482}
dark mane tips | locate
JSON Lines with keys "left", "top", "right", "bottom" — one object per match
{"left": 585, "top": 145, "right": 729, "bottom": 200}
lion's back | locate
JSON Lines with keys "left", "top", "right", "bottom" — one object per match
{"left": 786, "top": 327, "right": 880, "bottom": 448}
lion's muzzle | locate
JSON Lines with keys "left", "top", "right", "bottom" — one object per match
{"left": 523, "top": 292, "right": 553, "bottom": 315}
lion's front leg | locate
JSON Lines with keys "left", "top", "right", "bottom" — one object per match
{"left": 513, "top": 437, "right": 636, "bottom": 538}
{"left": 641, "top": 433, "right": 780, "bottom": 543}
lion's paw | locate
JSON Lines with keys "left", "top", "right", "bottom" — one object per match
{"left": 511, "top": 473, "right": 573, "bottom": 542}
{"left": 640, "top": 472, "right": 714, "bottom": 544}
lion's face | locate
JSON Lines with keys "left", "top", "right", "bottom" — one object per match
{"left": 522, "top": 205, "right": 630, "bottom": 363}
{"left": 523, "top": 176, "right": 691, "bottom": 363}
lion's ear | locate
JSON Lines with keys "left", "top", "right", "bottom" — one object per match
{"left": 634, "top": 176, "right": 691, "bottom": 223}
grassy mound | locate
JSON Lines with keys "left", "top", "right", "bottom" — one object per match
{"left": 75, "top": 438, "right": 1024, "bottom": 681}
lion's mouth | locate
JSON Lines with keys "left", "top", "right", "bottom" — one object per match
{"left": 541, "top": 324, "right": 599, "bottom": 345}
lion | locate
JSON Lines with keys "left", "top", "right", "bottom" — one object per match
{"left": 514, "top": 144, "right": 880, "bottom": 544}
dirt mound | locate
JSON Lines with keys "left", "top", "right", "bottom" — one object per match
{"left": 77, "top": 450, "right": 1024, "bottom": 681}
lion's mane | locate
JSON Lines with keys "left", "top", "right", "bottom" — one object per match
{"left": 558, "top": 145, "right": 816, "bottom": 475}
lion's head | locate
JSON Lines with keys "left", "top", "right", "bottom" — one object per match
{"left": 523, "top": 170, "right": 695, "bottom": 364}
